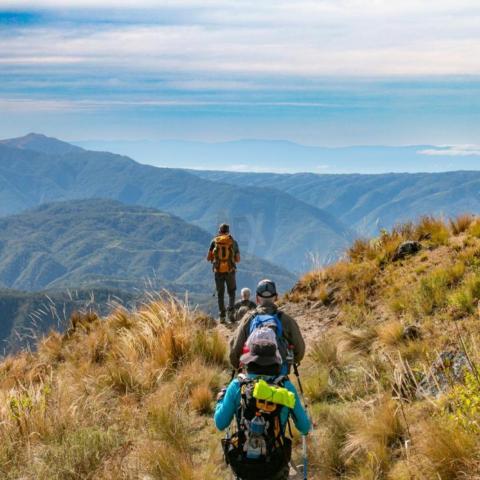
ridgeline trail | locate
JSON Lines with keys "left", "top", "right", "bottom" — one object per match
{"left": 3, "top": 216, "right": 480, "bottom": 478}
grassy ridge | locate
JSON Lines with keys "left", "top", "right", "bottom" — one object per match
{"left": 0, "top": 297, "right": 229, "bottom": 479}
{"left": 2, "top": 215, "right": 480, "bottom": 479}
{"left": 288, "top": 214, "right": 480, "bottom": 478}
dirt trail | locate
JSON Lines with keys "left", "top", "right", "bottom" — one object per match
{"left": 215, "top": 301, "right": 337, "bottom": 479}
{"left": 217, "top": 301, "right": 337, "bottom": 347}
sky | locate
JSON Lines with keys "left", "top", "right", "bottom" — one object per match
{"left": 1, "top": 0, "right": 480, "bottom": 148}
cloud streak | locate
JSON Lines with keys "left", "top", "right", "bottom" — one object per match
{"left": 1, "top": 1, "right": 480, "bottom": 144}
{"left": 1, "top": 1, "right": 480, "bottom": 78}
{"left": 419, "top": 145, "right": 480, "bottom": 156}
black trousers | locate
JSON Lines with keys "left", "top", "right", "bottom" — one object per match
{"left": 215, "top": 271, "right": 236, "bottom": 316}
{"left": 236, "top": 465, "right": 290, "bottom": 480}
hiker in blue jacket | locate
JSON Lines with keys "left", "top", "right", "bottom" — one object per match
{"left": 215, "top": 328, "right": 311, "bottom": 480}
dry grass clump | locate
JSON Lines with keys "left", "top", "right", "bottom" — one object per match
{"left": 450, "top": 214, "right": 475, "bottom": 235}
{"left": 348, "top": 230, "right": 404, "bottom": 266}
{"left": 190, "top": 384, "right": 214, "bottom": 414}
{"left": 415, "top": 215, "right": 450, "bottom": 246}
{"left": 414, "top": 419, "right": 478, "bottom": 479}
{"left": 469, "top": 219, "right": 480, "bottom": 238}
{"left": 286, "top": 270, "right": 328, "bottom": 303}
{"left": 343, "top": 397, "right": 405, "bottom": 474}
{"left": 328, "top": 261, "right": 379, "bottom": 305}
{"left": 0, "top": 296, "right": 228, "bottom": 480}
{"left": 337, "top": 327, "right": 378, "bottom": 356}
{"left": 309, "top": 403, "right": 359, "bottom": 476}
{"left": 375, "top": 320, "right": 405, "bottom": 347}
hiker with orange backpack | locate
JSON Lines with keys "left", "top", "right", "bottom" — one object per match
{"left": 215, "top": 328, "right": 311, "bottom": 480}
{"left": 207, "top": 223, "right": 241, "bottom": 323}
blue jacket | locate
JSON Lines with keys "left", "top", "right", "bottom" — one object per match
{"left": 214, "top": 374, "right": 311, "bottom": 435}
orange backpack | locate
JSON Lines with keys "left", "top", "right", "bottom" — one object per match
{"left": 213, "top": 234, "right": 236, "bottom": 273}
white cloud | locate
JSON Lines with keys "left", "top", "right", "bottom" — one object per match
{"left": 1, "top": 0, "right": 480, "bottom": 117}
{"left": 419, "top": 145, "right": 480, "bottom": 156}
{"left": 2, "top": 20, "right": 480, "bottom": 78}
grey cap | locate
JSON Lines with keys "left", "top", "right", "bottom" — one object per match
{"left": 256, "top": 279, "right": 277, "bottom": 298}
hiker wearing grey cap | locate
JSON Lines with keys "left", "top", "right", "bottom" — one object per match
{"left": 234, "top": 287, "right": 257, "bottom": 323}
{"left": 229, "top": 279, "right": 305, "bottom": 371}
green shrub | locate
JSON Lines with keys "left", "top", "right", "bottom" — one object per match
{"left": 415, "top": 263, "right": 465, "bottom": 314}
{"left": 448, "top": 274, "right": 480, "bottom": 315}
{"left": 444, "top": 370, "right": 480, "bottom": 432}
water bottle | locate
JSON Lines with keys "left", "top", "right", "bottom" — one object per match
{"left": 250, "top": 415, "right": 265, "bottom": 435}
{"left": 246, "top": 416, "right": 266, "bottom": 459}
{"left": 246, "top": 436, "right": 263, "bottom": 459}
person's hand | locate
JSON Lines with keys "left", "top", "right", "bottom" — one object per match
{"left": 216, "top": 387, "right": 227, "bottom": 402}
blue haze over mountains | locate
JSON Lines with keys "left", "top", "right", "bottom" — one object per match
{"left": 76, "top": 138, "right": 480, "bottom": 174}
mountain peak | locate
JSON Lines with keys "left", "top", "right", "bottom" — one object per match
{"left": 0, "top": 132, "right": 84, "bottom": 155}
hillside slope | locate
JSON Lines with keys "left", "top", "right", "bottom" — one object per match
{"left": 0, "top": 287, "right": 136, "bottom": 354}
{"left": 2, "top": 216, "right": 480, "bottom": 479}
{"left": 0, "top": 199, "right": 295, "bottom": 294}
{"left": 0, "top": 134, "right": 352, "bottom": 271}
{"left": 193, "top": 170, "right": 480, "bottom": 236}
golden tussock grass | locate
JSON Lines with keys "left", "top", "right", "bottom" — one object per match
{"left": 413, "top": 419, "right": 478, "bottom": 479}
{"left": 5, "top": 216, "right": 480, "bottom": 479}
{"left": 375, "top": 320, "right": 405, "bottom": 347}
{"left": 0, "top": 295, "right": 228, "bottom": 480}
{"left": 450, "top": 214, "right": 475, "bottom": 235}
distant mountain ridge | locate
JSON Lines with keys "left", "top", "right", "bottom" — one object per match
{"left": 75, "top": 137, "right": 480, "bottom": 173}
{"left": 0, "top": 198, "right": 296, "bottom": 352}
{"left": 192, "top": 170, "right": 480, "bottom": 236}
{"left": 1, "top": 132, "right": 83, "bottom": 155}
{"left": 0, "top": 199, "right": 295, "bottom": 294}
{"left": 0, "top": 133, "right": 352, "bottom": 272}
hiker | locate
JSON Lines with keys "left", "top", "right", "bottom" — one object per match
{"left": 207, "top": 223, "right": 241, "bottom": 323}
{"left": 234, "top": 287, "right": 257, "bottom": 323}
{"left": 215, "top": 328, "right": 311, "bottom": 480}
{"left": 230, "top": 279, "right": 305, "bottom": 373}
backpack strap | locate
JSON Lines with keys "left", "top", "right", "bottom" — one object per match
{"left": 272, "top": 375, "right": 288, "bottom": 386}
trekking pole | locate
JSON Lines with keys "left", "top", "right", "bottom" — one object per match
{"left": 302, "top": 435, "right": 308, "bottom": 480}
{"left": 293, "top": 363, "right": 308, "bottom": 414}
{"left": 293, "top": 362, "right": 310, "bottom": 480}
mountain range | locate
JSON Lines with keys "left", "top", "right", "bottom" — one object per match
{"left": 2, "top": 132, "right": 480, "bottom": 353}
{"left": 0, "top": 133, "right": 351, "bottom": 272}
{"left": 193, "top": 170, "right": 480, "bottom": 236}
{"left": 0, "top": 199, "right": 295, "bottom": 294}
{"left": 0, "top": 198, "right": 295, "bottom": 352}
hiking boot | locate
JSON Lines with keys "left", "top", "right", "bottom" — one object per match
{"left": 227, "top": 308, "right": 235, "bottom": 324}
{"left": 219, "top": 315, "right": 226, "bottom": 324}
